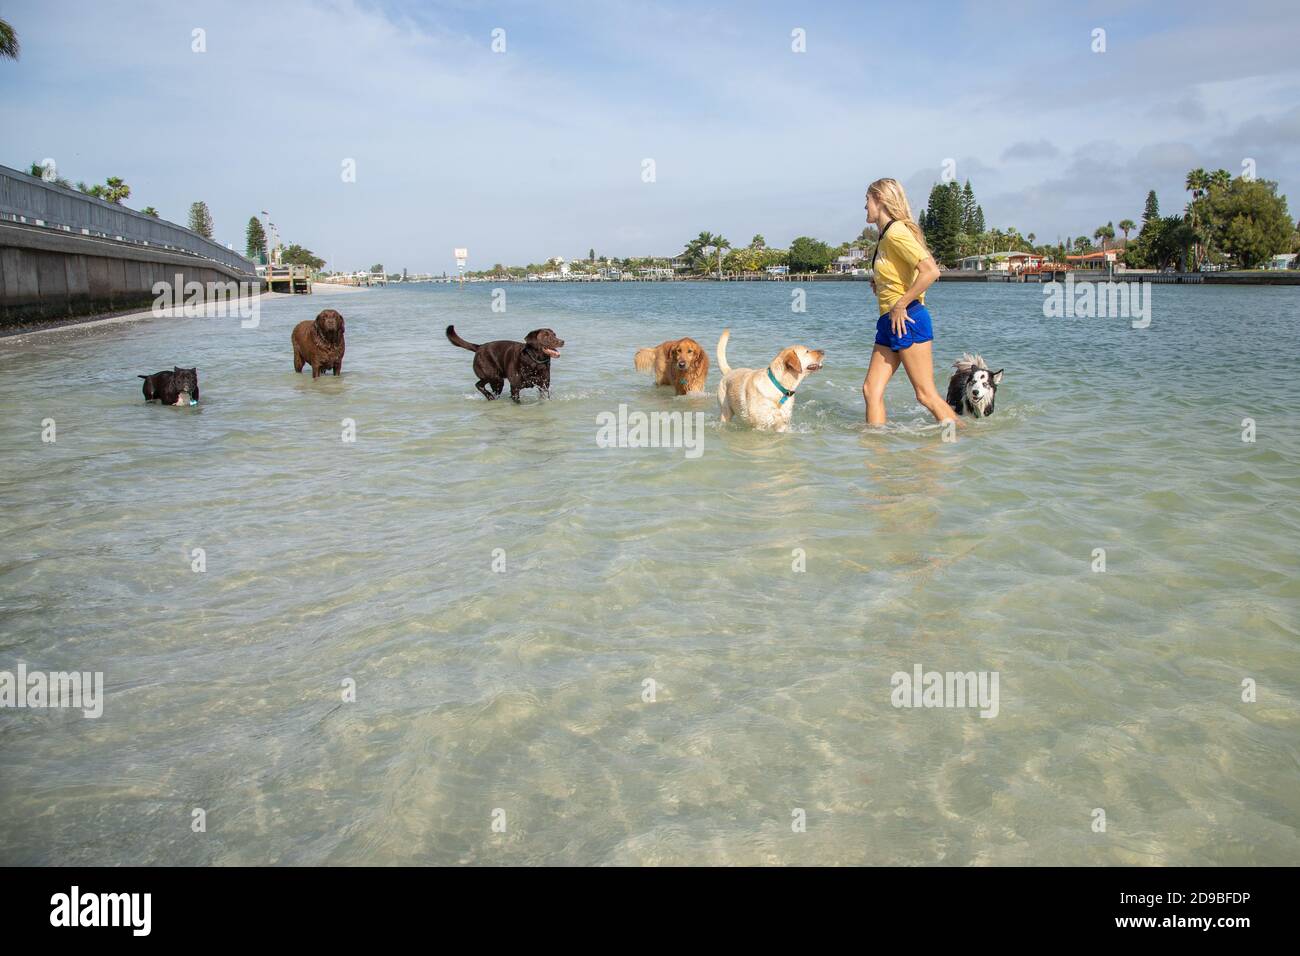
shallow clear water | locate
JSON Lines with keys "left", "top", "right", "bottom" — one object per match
{"left": 1, "top": 281, "right": 1297, "bottom": 865}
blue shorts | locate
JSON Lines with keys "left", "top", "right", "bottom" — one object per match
{"left": 875, "top": 300, "right": 934, "bottom": 351}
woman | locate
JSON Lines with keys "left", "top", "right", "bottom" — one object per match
{"left": 861, "top": 178, "right": 958, "bottom": 427}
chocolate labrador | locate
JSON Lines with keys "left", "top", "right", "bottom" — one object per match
{"left": 292, "top": 309, "right": 346, "bottom": 378}
{"left": 446, "top": 325, "right": 563, "bottom": 402}
{"left": 138, "top": 367, "right": 199, "bottom": 406}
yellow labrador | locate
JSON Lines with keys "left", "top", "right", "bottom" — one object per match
{"left": 716, "top": 329, "right": 824, "bottom": 431}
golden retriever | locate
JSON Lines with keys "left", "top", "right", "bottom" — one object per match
{"left": 634, "top": 337, "right": 709, "bottom": 394}
{"left": 716, "top": 329, "right": 824, "bottom": 431}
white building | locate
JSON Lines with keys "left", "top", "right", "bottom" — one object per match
{"left": 833, "top": 247, "right": 868, "bottom": 273}
{"left": 957, "top": 251, "right": 1045, "bottom": 273}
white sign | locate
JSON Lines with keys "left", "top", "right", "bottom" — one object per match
{"left": 454, "top": 247, "right": 468, "bottom": 265}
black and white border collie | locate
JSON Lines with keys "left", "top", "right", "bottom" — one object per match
{"left": 945, "top": 353, "right": 1004, "bottom": 417}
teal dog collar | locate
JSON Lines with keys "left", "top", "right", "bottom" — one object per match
{"left": 767, "top": 368, "right": 796, "bottom": 405}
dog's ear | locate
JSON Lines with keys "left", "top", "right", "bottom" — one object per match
{"left": 782, "top": 348, "right": 802, "bottom": 377}
{"left": 991, "top": 369, "right": 1004, "bottom": 385}
{"left": 337, "top": 315, "right": 345, "bottom": 334}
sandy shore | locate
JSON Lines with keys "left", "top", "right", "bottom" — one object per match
{"left": 310, "top": 282, "right": 372, "bottom": 295}
{"left": 0, "top": 283, "right": 370, "bottom": 344}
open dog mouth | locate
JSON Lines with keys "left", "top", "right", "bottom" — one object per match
{"left": 805, "top": 363, "right": 823, "bottom": 372}
{"left": 543, "top": 346, "right": 562, "bottom": 357}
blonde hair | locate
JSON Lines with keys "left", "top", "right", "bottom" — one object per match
{"left": 868, "top": 178, "right": 929, "bottom": 253}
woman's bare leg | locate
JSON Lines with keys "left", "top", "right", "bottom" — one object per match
{"left": 863, "top": 345, "right": 900, "bottom": 425}
{"left": 898, "top": 340, "right": 960, "bottom": 425}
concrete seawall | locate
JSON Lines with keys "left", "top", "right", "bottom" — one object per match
{"left": 0, "top": 221, "right": 262, "bottom": 327}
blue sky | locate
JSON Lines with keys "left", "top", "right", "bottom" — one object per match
{"left": 3, "top": 0, "right": 1298, "bottom": 272}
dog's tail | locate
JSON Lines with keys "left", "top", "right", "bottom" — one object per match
{"left": 716, "top": 329, "right": 732, "bottom": 376}
{"left": 951, "top": 352, "right": 987, "bottom": 374}
{"left": 445, "top": 325, "right": 479, "bottom": 352}
{"left": 633, "top": 347, "right": 657, "bottom": 374}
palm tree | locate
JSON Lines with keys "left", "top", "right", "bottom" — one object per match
{"left": 1185, "top": 168, "right": 1211, "bottom": 268}
{"left": 710, "top": 234, "right": 731, "bottom": 277}
{"left": 683, "top": 231, "right": 712, "bottom": 274}
{"left": 750, "top": 234, "right": 766, "bottom": 250}
{"left": 0, "top": 18, "right": 18, "bottom": 60}
{"left": 1118, "top": 219, "right": 1135, "bottom": 242}
{"left": 1094, "top": 224, "right": 1115, "bottom": 251}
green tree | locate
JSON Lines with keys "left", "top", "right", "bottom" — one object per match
{"left": 245, "top": 217, "right": 267, "bottom": 261}
{"left": 1184, "top": 168, "right": 1211, "bottom": 265}
{"left": 77, "top": 176, "right": 132, "bottom": 204}
{"left": 709, "top": 234, "right": 731, "bottom": 276}
{"left": 141, "top": 206, "right": 160, "bottom": 218}
{"left": 1151, "top": 216, "right": 1195, "bottom": 270}
{"left": 750, "top": 234, "right": 766, "bottom": 250}
{"left": 681, "top": 231, "right": 711, "bottom": 273}
{"left": 1199, "top": 177, "right": 1293, "bottom": 269}
{"left": 724, "top": 246, "right": 764, "bottom": 274}
{"left": 788, "top": 236, "right": 833, "bottom": 273}
{"left": 281, "top": 244, "right": 324, "bottom": 271}
{"left": 0, "top": 17, "right": 18, "bottom": 60}
{"left": 1118, "top": 219, "right": 1136, "bottom": 242}
{"left": 1142, "top": 190, "right": 1160, "bottom": 227}
{"left": 922, "top": 182, "right": 964, "bottom": 266}
{"left": 188, "top": 201, "right": 214, "bottom": 239}
{"left": 1125, "top": 192, "right": 1165, "bottom": 268}
{"left": 370, "top": 263, "right": 384, "bottom": 274}
{"left": 1094, "top": 223, "right": 1115, "bottom": 251}
{"left": 682, "top": 231, "right": 730, "bottom": 275}
{"left": 960, "top": 180, "right": 977, "bottom": 232}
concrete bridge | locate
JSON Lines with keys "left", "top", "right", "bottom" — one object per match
{"left": 0, "top": 164, "right": 261, "bottom": 326}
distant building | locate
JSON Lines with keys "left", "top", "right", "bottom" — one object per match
{"left": 957, "top": 251, "right": 1045, "bottom": 273}
{"left": 833, "top": 247, "right": 868, "bottom": 273}
{"left": 765, "top": 264, "right": 789, "bottom": 276}
{"left": 1266, "top": 253, "right": 1297, "bottom": 270}
{"left": 1064, "top": 249, "right": 1122, "bottom": 271}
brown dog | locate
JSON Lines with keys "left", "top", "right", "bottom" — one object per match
{"left": 292, "top": 309, "right": 346, "bottom": 378}
{"left": 446, "top": 325, "right": 563, "bottom": 402}
{"left": 634, "top": 337, "right": 709, "bottom": 394}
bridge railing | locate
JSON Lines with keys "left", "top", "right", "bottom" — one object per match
{"left": 0, "top": 164, "right": 257, "bottom": 275}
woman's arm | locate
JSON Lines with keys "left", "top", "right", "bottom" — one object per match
{"left": 889, "top": 256, "right": 939, "bottom": 337}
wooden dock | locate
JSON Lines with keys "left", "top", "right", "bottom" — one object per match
{"left": 263, "top": 264, "right": 312, "bottom": 294}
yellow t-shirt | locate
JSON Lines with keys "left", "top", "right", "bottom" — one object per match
{"left": 873, "top": 223, "right": 929, "bottom": 314}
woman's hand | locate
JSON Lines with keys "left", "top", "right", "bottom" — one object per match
{"left": 889, "top": 301, "right": 913, "bottom": 338}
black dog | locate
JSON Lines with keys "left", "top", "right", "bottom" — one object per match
{"left": 945, "top": 353, "right": 1003, "bottom": 417}
{"left": 138, "top": 367, "right": 199, "bottom": 406}
{"left": 446, "top": 325, "right": 563, "bottom": 402}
